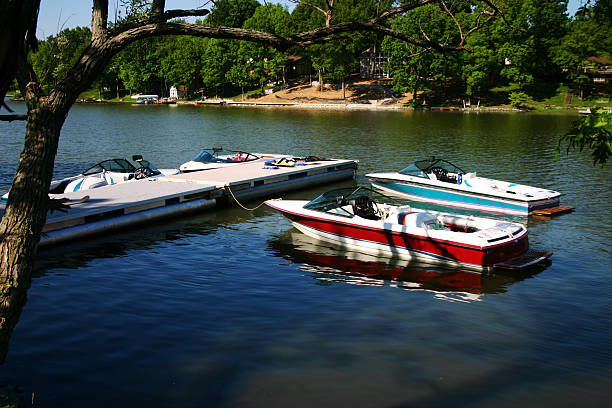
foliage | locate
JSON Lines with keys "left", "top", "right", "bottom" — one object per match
{"left": 24, "top": 0, "right": 608, "bottom": 104}
{"left": 30, "top": 26, "right": 92, "bottom": 93}
{"left": 226, "top": 63, "right": 251, "bottom": 99}
{"left": 557, "top": 109, "right": 612, "bottom": 166}
{"left": 383, "top": 4, "right": 459, "bottom": 100}
{"left": 240, "top": 4, "right": 293, "bottom": 89}
{"left": 508, "top": 91, "right": 531, "bottom": 108}
{"left": 550, "top": 1, "right": 612, "bottom": 99}
{"left": 201, "top": 39, "right": 237, "bottom": 95}
{"left": 206, "top": 0, "right": 260, "bottom": 28}
{"left": 159, "top": 36, "right": 206, "bottom": 90}
{"left": 297, "top": 0, "right": 381, "bottom": 89}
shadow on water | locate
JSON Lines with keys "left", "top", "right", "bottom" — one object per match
{"left": 32, "top": 207, "right": 263, "bottom": 274}
{"left": 267, "top": 229, "right": 548, "bottom": 298}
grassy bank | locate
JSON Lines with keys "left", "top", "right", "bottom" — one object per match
{"left": 69, "top": 80, "right": 611, "bottom": 112}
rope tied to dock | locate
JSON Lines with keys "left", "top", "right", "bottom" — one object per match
{"left": 224, "top": 184, "right": 281, "bottom": 211}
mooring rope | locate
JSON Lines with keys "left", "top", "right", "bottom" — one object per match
{"left": 224, "top": 184, "right": 281, "bottom": 211}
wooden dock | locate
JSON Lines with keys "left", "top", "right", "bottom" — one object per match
{"left": 8, "top": 157, "right": 358, "bottom": 246}
{"left": 532, "top": 205, "right": 575, "bottom": 217}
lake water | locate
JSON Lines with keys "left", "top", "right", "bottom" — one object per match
{"left": 1, "top": 103, "right": 611, "bottom": 407}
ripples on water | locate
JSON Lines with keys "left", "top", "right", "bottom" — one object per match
{"left": 1, "top": 104, "right": 611, "bottom": 407}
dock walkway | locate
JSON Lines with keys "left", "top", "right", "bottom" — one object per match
{"left": 5, "top": 157, "right": 358, "bottom": 246}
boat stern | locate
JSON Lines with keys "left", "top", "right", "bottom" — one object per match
{"left": 493, "top": 249, "right": 553, "bottom": 270}
{"left": 482, "top": 233, "right": 530, "bottom": 268}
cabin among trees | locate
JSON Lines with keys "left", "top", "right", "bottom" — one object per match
{"left": 359, "top": 47, "right": 389, "bottom": 79}
{"left": 586, "top": 57, "right": 612, "bottom": 85}
{"left": 286, "top": 56, "right": 313, "bottom": 80}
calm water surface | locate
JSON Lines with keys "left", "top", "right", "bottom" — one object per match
{"left": 1, "top": 103, "right": 611, "bottom": 407}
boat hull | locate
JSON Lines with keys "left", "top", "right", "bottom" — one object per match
{"left": 271, "top": 204, "right": 529, "bottom": 271}
{"left": 369, "top": 179, "right": 560, "bottom": 216}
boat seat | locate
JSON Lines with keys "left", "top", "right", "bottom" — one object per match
{"left": 398, "top": 212, "right": 439, "bottom": 228}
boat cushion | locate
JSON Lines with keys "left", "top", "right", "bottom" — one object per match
{"left": 398, "top": 212, "right": 438, "bottom": 228}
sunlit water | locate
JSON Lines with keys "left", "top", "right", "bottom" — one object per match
{"left": 1, "top": 103, "right": 611, "bottom": 407}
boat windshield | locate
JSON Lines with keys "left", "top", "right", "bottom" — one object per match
{"left": 399, "top": 158, "right": 466, "bottom": 177}
{"left": 192, "top": 149, "right": 258, "bottom": 163}
{"left": 192, "top": 149, "right": 217, "bottom": 162}
{"left": 398, "top": 163, "right": 428, "bottom": 177}
{"left": 304, "top": 186, "right": 403, "bottom": 217}
{"left": 83, "top": 158, "right": 136, "bottom": 175}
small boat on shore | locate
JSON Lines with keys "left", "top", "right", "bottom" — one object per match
{"left": 366, "top": 157, "right": 562, "bottom": 216}
{"left": 266, "top": 187, "right": 552, "bottom": 271}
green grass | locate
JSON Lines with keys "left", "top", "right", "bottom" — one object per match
{"left": 75, "top": 80, "right": 610, "bottom": 110}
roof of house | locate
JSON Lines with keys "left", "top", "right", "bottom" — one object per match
{"left": 588, "top": 56, "right": 612, "bottom": 65}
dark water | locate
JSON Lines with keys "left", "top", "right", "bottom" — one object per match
{"left": 1, "top": 103, "right": 611, "bottom": 407}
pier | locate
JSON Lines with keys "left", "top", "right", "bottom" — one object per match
{"left": 6, "top": 157, "right": 358, "bottom": 246}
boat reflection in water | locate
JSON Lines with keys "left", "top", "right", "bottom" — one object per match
{"left": 270, "top": 230, "right": 548, "bottom": 301}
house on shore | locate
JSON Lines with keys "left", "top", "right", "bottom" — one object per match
{"left": 586, "top": 56, "right": 612, "bottom": 85}
{"left": 360, "top": 46, "right": 390, "bottom": 79}
{"left": 286, "top": 56, "right": 313, "bottom": 80}
{"left": 169, "top": 85, "right": 189, "bottom": 99}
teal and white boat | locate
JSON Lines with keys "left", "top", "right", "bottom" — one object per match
{"left": 366, "top": 157, "right": 561, "bottom": 216}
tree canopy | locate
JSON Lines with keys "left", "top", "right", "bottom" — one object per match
{"left": 558, "top": 109, "right": 612, "bottom": 166}
{"left": 25, "top": 0, "right": 606, "bottom": 102}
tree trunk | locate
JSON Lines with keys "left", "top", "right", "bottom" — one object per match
{"left": 0, "top": 0, "right": 40, "bottom": 106}
{"left": 0, "top": 98, "right": 67, "bottom": 363}
{"left": 319, "top": 69, "right": 323, "bottom": 92}
{"left": 342, "top": 77, "right": 345, "bottom": 100}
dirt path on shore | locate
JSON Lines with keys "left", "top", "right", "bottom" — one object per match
{"left": 249, "top": 79, "right": 412, "bottom": 105}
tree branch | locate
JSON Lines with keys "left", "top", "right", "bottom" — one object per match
{"left": 462, "top": 13, "right": 496, "bottom": 46}
{"left": 152, "top": 0, "right": 166, "bottom": 16}
{"left": 480, "top": 0, "right": 526, "bottom": 32}
{"left": 0, "top": 0, "right": 40, "bottom": 110}
{"left": 161, "top": 8, "right": 211, "bottom": 21}
{"left": 92, "top": 0, "right": 108, "bottom": 38}
{"left": 113, "top": 22, "right": 293, "bottom": 49}
{"left": 289, "top": 0, "right": 329, "bottom": 24}
{"left": 0, "top": 115, "right": 27, "bottom": 122}
{"left": 372, "top": 1, "right": 437, "bottom": 24}
{"left": 440, "top": 0, "right": 464, "bottom": 44}
{"left": 293, "top": 21, "right": 460, "bottom": 51}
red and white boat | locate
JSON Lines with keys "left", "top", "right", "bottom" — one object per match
{"left": 266, "top": 187, "right": 551, "bottom": 271}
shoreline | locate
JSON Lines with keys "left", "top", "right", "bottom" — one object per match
{"left": 166, "top": 100, "right": 591, "bottom": 114}
{"left": 7, "top": 97, "right": 600, "bottom": 114}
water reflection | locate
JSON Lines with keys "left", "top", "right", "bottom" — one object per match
{"left": 268, "top": 229, "right": 547, "bottom": 299}
{"left": 33, "top": 206, "right": 264, "bottom": 274}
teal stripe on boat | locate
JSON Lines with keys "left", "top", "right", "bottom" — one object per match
{"left": 73, "top": 178, "right": 85, "bottom": 192}
{"left": 376, "top": 181, "right": 527, "bottom": 212}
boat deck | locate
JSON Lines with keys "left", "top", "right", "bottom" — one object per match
{"left": 2, "top": 157, "right": 357, "bottom": 246}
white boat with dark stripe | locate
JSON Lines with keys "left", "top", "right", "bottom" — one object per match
{"left": 366, "top": 157, "right": 562, "bottom": 216}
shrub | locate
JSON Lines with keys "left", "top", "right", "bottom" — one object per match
{"left": 508, "top": 91, "right": 531, "bottom": 109}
